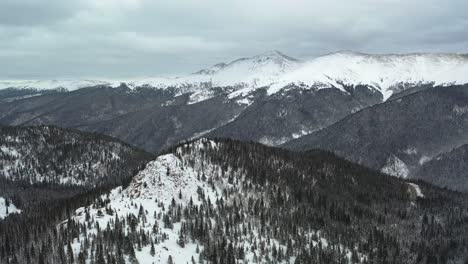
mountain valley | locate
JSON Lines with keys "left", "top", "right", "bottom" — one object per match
{"left": 1, "top": 50, "right": 468, "bottom": 264}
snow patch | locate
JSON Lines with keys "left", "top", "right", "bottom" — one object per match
{"left": 403, "top": 147, "right": 418, "bottom": 155}
{"left": 381, "top": 155, "right": 409, "bottom": 178}
{"left": 259, "top": 136, "right": 289, "bottom": 146}
{"left": 0, "top": 197, "right": 21, "bottom": 219}
{"left": 419, "top": 156, "right": 431, "bottom": 165}
{"left": 292, "top": 128, "right": 316, "bottom": 139}
{"left": 453, "top": 105, "right": 468, "bottom": 116}
{"left": 408, "top": 183, "right": 425, "bottom": 198}
{"left": 0, "top": 146, "right": 20, "bottom": 158}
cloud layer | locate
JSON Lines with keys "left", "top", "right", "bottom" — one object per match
{"left": 1, "top": 0, "right": 467, "bottom": 79}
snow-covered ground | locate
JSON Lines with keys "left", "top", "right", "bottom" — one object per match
{"left": 408, "top": 182, "right": 424, "bottom": 198}
{"left": 68, "top": 138, "right": 362, "bottom": 263}
{"left": 0, "top": 79, "right": 114, "bottom": 91}
{"left": 381, "top": 155, "right": 410, "bottom": 179}
{"left": 408, "top": 183, "right": 425, "bottom": 198}
{"left": 0, "top": 197, "right": 21, "bottom": 219}
{"left": 269, "top": 51, "right": 468, "bottom": 100}
{"left": 3, "top": 51, "right": 467, "bottom": 104}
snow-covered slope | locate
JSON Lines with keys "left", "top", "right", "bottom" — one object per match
{"left": 0, "top": 126, "right": 151, "bottom": 187}
{"left": 127, "top": 50, "right": 301, "bottom": 90}
{"left": 69, "top": 139, "right": 299, "bottom": 263}
{"left": 270, "top": 51, "right": 468, "bottom": 100}
{"left": 0, "top": 197, "right": 21, "bottom": 219}
{"left": 0, "top": 79, "right": 113, "bottom": 91}
{"left": 125, "top": 50, "right": 302, "bottom": 103}
{"left": 48, "top": 138, "right": 468, "bottom": 263}
{"left": 68, "top": 138, "right": 368, "bottom": 263}
{"left": 3, "top": 51, "right": 468, "bottom": 102}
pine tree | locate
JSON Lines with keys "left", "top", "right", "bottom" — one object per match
{"left": 167, "top": 255, "right": 174, "bottom": 264}
{"left": 67, "top": 243, "right": 74, "bottom": 264}
{"left": 150, "top": 241, "right": 155, "bottom": 257}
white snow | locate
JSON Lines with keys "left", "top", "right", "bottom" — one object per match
{"left": 453, "top": 105, "right": 468, "bottom": 116}
{"left": 258, "top": 136, "right": 290, "bottom": 146}
{"left": 69, "top": 139, "right": 233, "bottom": 263}
{"left": 0, "top": 79, "right": 115, "bottom": 91}
{"left": 381, "top": 155, "right": 409, "bottom": 178}
{"left": 419, "top": 156, "right": 431, "bottom": 165}
{"left": 0, "top": 197, "right": 21, "bottom": 219}
{"left": 69, "top": 138, "right": 342, "bottom": 263}
{"left": 3, "top": 51, "right": 467, "bottom": 104}
{"left": 403, "top": 147, "right": 418, "bottom": 155}
{"left": 0, "top": 146, "right": 20, "bottom": 158}
{"left": 408, "top": 183, "right": 425, "bottom": 198}
{"left": 0, "top": 141, "right": 122, "bottom": 186}
{"left": 269, "top": 51, "right": 468, "bottom": 100}
{"left": 292, "top": 128, "right": 316, "bottom": 139}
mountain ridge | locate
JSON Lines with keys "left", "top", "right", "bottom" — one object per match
{"left": 56, "top": 139, "right": 468, "bottom": 263}
{"left": 2, "top": 50, "right": 467, "bottom": 103}
{"left": 283, "top": 85, "right": 468, "bottom": 192}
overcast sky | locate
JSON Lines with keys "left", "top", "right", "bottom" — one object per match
{"left": 1, "top": 0, "right": 467, "bottom": 79}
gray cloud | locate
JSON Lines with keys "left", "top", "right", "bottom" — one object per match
{"left": 0, "top": 0, "right": 467, "bottom": 79}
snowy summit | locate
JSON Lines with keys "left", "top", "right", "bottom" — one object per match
{"left": 1, "top": 51, "right": 468, "bottom": 102}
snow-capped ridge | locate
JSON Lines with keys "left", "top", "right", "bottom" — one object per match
{"left": 270, "top": 51, "right": 468, "bottom": 100}
{"left": 0, "top": 79, "right": 114, "bottom": 91}
{"left": 128, "top": 138, "right": 220, "bottom": 202}
{"left": 0, "top": 197, "right": 21, "bottom": 219}
{"left": 3, "top": 50, "right": 468, "bottom": 103}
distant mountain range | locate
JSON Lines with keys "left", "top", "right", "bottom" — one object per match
{"left": 1, "top": 51, "right": 468, "bottom": 193}
{"left": 2, "top": 51, "right": 468, "bottom": 264}
{"left": 2, "top": 50, "right": 468, "bottom": 103}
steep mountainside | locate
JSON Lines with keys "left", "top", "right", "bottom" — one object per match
{"left": 284, "top": 85, "right": 468, "bottom": 192}
{"left": 270, "top": 51, "right": 468, "bottom": 100}
{"left": 2, "top": 51, "right": 468, "bottom": 102}
{"left": 208, "top": 85, "right": 381, "bottom": 145}
{"left": 0, "top": 83, "right": 379, "bottom": 153}
{"left": 414, "top": 144, "right": 468, "bottom": 192}
{"left": 77, "top": 95, "right": 245, "bottom": 152}
{"left": 2, "top": 139, "right": 466, "bottom": 263}
{"left": 0, "top": 125, "right": 152, "bottom": 187}
{"left": 0, "top": 87, "right": 62, "bottom": 103}
{"left": 1, "top": 51, "right": 467, "bottom": 153}
{"left": 0, "top": 85, "right": 180, "bottom": 127}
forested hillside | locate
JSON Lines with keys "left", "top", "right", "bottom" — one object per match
{"left": 2, "top": 138, "right": 466, "bottom": 263}
{"left": 0, "top": 125, "right": 153, "bottom": 233}
{"left": 285, "top": 85, "right": 468, "bottom": 192}
{"left": 0, "top": 125, "right": 152, "bottom": 187}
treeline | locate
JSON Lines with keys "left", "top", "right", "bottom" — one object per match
{"left": 0, "top": 125, "right": 153, "bottom": 263}
{"left": 0, "top": 125, "right": 153, "bottom": 188}
{"left": 2, "top": 138, "right": 468, "bottom": 263}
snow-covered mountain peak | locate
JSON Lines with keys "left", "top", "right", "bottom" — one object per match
{"left": 228, "top": 50, "right": 301, "bottom": 69}
{"left": 193, "top": 62, "right": 228, "bottom": 75}
{"left": 127, "top": 138, "right": 221, "bottom": 204}
{"left": 0, "top": 79, "right": 112, "bottom": 91}
{"left": 250, "top": 50, "right": 300, "bottom": 63}
{"left": 269, "top": 51, "right": 468, "bottom": 100}
{"left": 2, "top": 50, "right": 467, "bottom": 104}
{"left": 69, "top": 139, "right": 304, "bottom": 263}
